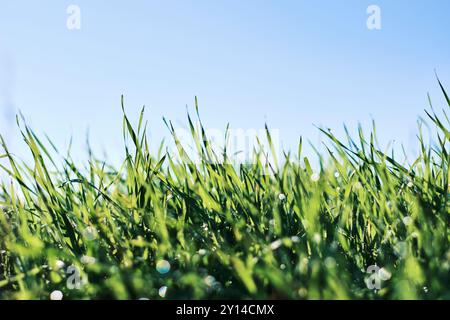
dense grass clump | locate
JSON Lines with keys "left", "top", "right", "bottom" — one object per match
{"left": 0, "top": 82, "right": 449, "bottom": 300}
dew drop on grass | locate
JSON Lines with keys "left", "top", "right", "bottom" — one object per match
{"left": 81, "top": 255, "right": 96, "bottom": 265}
{"left": 270, "top": 239, "right": 282, "bottom": 251}
{"left": 204, "top": 275, "right": 216, "bottom": 287}
{"left": 158, "top": 286, "right": 168, "bottom": 298}
{"left": 324, "top": 257, "right": 336, "bottom": 269}
{"left": 402, "top": 216, "right": 413, "bottom": 226}
{"left": 298, "top": 287, "right": 308, "bottom": 298}
{"left": 310, "top": 172, "right": 320, "bottom": 182}
{"left": 156, "top": 260, "right": 171, "bottom": 274}
{"left": 54, "top": 260, "right": 65, "bottom": 270}
{"left": 394, "top": 241, "right": 408, "bottom": 258}
{"left": 278, "top": 193, "right": 286, "bottom": 201}
{"left": 299, "top": 258, "right": 309, "bottom": 274}
{"left": 312, "top": 233, "right": 321, "bottom": 244}
{"left": 386, "top": 201, "right": 393, "bottom": 209}
{"left": 83, "top": 226, "right": 97, "bottom": 241}
{"left": 50, "top": 290, "right": 63, "bottom": 300}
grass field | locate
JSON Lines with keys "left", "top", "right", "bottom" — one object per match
{"left": 0, "top": 81, "right": 449, "bottom": 300}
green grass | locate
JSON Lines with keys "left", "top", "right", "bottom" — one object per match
{"left": 0, "top": 82, "right": 449, "bottom": 300}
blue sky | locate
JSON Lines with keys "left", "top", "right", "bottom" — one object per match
{"left": 0, "top": 0, "right": 449, "bottom": 165}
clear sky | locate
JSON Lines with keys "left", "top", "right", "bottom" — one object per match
{"left": 0, "top": 0, "right": 449, "bottom": 166}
